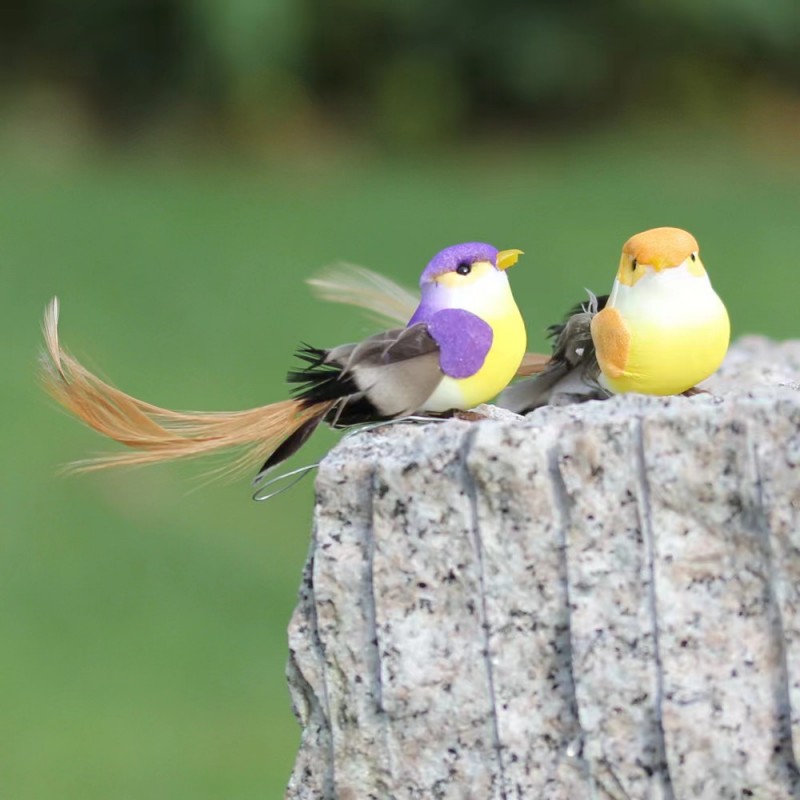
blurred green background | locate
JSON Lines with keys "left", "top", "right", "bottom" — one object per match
{"left": 2, "top": 1, "right": 799, "bottom": 798}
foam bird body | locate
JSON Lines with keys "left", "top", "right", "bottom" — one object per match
{"left": 42, "top": 242, "right": 526, "bottom": 481}
{"left": 308, "top": 264, "right": 550, "bottom": 377}
{"left": 405, "top": 247, "right": 526, "bottom": 410}
{"left": 498, "top": 227, "right": 730, "bottom": 413}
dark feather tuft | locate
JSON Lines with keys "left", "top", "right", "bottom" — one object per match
{"left": 546, "top": 294, "right": 609, "bottom": 345}
{"left": 286, "top": 345, "right": 356, "bottom": 405}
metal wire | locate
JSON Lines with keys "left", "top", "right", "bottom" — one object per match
{"left": 252, "top": 462, "right": 319, "bottom": 502}
{"left": 251, "top": 415, "right": 447, "bottom": 503}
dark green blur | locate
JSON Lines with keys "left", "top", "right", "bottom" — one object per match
{"left": 3, "top": 0, "right": 799, "bottom": 146}
{"left": 2, "top": 3, "right": 800, "bottom": 799}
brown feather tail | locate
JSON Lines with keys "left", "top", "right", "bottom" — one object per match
{"left": 40, "top": 299, "right": 332, "bottom": 476}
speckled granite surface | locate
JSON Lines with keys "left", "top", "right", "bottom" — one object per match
{"left": 285, "top": 340, "right": 800, "bottom": 800}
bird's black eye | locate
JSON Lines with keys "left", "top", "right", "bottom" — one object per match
{"left": 456, "top": 262, "right": 472, "bottom": 276}
{"left": 690, "top": 252, "right": 697, "bottom": 262}
{"left": 631, "top": 258, "right": 637, "bottom": 271}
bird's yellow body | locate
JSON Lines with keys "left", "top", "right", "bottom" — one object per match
{"left": 431, "top": 303, "right": 527, "bottom": 410}
{"left": 592, "top": 228, "right": 730, "bottom": 396}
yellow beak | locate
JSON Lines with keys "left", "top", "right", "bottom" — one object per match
{"left": 496, "top": 249, "right": 523, "bottom": 270}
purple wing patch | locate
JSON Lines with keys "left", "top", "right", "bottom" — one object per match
{"left": 427, "top": 308, "right": 493, "bottom": 379}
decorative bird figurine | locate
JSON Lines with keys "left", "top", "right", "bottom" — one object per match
{"left": 41, "top": 242, "right": 527, "bottom": 482}
{"left": 498, "top": 227, "right": 730, "bottom": 412}
{"left": 307, "top": 262, "right": 550, "bottom": 376}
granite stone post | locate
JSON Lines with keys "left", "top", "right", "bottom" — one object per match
{"left": 285, "top": 339, "right": 800, "bottom": 800}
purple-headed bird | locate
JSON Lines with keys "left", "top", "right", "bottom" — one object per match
{"left": 41, "top": 243, "right": 527, "bottom": 482}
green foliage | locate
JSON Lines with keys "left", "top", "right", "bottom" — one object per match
{"left": 2, "top": 0, "right": 799, "bottom": 143}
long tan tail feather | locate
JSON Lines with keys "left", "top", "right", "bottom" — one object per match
{"left": 40, "top": 298, "right": 331, "bottom": 476}
{"left": 516, "top": 352, "right": 551, "bottom": 377}
{"left": 307, "top": 263, "right": 419, "bottom": 328}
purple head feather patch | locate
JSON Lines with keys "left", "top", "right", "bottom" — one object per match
{"left": 419, "top": 242, "right": 499, "bottom": 285}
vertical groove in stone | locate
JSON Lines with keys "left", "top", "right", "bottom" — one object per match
{"left": 370, "top": 420, "right": 502, "bottom": 799}
{"left": 748, "top": 430, "right": 800, "bottom": 794}
{"left": 749, "top": 395, "right": 800, "bottom": 778}
{"left": 545, "top": 444, "right": 585, "bottom": 765}
{"left": 557, "top": 410, "right": 670, "bottom": 799}
{"left": 646, "top": 401, "right": 800, "bottom": 798}
{"left": 634, "top": 417, "right": 675, "bottom": 800}
{"left": 365, "top": 471, "right": 385, "bottom": 714}
{"left": 285, "top": 537, "right": 336, "bottom": 800}
{"left": 461, "top": 425, "right": 508, "bottom": 800}
{"left": 308, "top": 439, "right": 390, "bottom": 798}
{"left": 467, "top": 420, "right": 590, "bottom": 799}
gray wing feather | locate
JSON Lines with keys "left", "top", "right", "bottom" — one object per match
{"left": 328, "top": 323, "right": 444, "bottom": 417}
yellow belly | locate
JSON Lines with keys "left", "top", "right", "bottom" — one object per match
{"left": 423, "top": 306, "right": 527, "bottom": 411}
{"left": 603, "top": 307, "right": 730, "bottom": 395}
